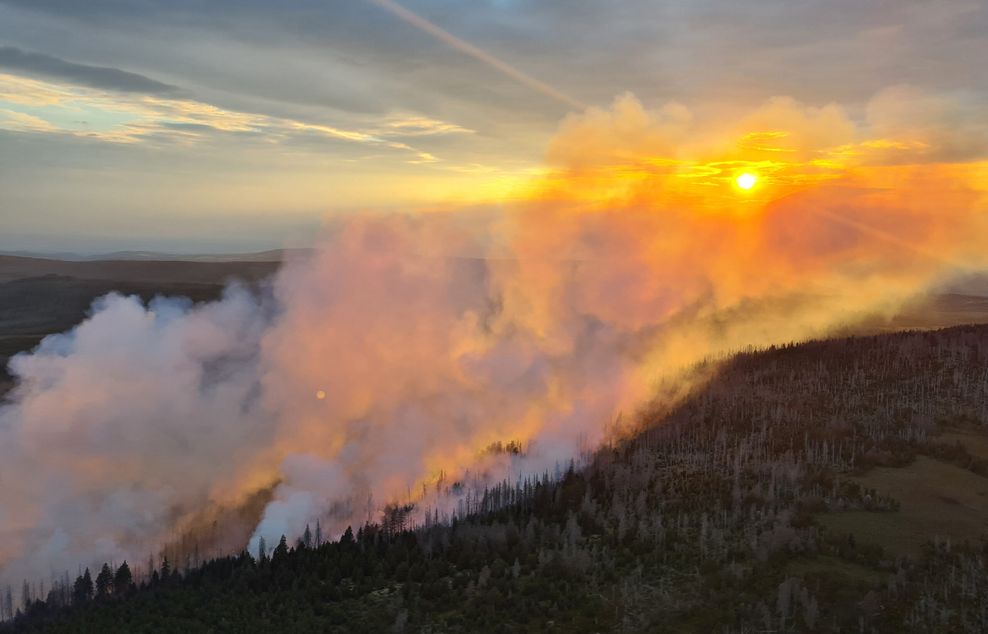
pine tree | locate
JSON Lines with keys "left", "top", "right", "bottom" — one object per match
{"left": 95, "top": 563, "right": 113, "bottom": 598}
{"left": 273, "top": 535, "right": 289, "bottom": 561}
{"left": 113, "top": 561, "right": 134, "bottom": 595}
{"left": 302, "top": 524, "right": 313, "bottom": 549}
{"left": 257, "top": 536, "right": 267, "bottom": 562}
{"left": 72, "top": 569, "right": 93, "bottom": 604}
{"left": 315, "top": 519, "right": 323, "bottom": 547}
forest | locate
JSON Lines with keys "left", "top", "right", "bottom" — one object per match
{"left": 5, "top": 324, "right": 988, "bottom": 633}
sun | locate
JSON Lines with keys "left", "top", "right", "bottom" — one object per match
{"left": 735, "top": 172, "right": 758, "bottom": 190}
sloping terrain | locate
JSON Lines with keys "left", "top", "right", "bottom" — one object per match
{"left": 7, "top": 324, "right": 988, "bottom": 633}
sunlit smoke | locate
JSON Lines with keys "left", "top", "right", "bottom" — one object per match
{"left": 0, "top": 89, "right": 985, "bottom": 583}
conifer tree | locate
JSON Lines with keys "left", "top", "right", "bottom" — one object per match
{"left": 113, "top": 561, "right": 134, "bottom": 595}
{"left": 273, "top": 535, "right": 289, "bottom": 561}
{"left": 95, "top": 563, "right": 113, "bottom": 598}
{"left": 72, "top": 569, "right": 93, "bottom": 604}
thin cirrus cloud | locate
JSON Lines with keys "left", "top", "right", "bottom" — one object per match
{"left": 0, "top": 45, "right": 182, "bottom": 95}
{"left": 0, "top": 57, "right": 470, "bottom": 161}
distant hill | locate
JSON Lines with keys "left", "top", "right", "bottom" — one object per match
{"left": 0, "top": 254, "right": 282, "bottom": 284}
{"left": 0, "top": 255, "right": 282, "bottom": 399}
{"left": 0, "top": 248, "right": 314, "bottom": 264}
{"left": 856, "top": 292, "right": 988, "bottom": 333}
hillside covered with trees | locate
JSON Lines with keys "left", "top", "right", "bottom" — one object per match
{"left": 7, "top": 324, "right": 988, "bottom": 633}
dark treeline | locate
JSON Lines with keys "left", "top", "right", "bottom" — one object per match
{"left": 7, "top": 324, "right": 988, "bottom": 632}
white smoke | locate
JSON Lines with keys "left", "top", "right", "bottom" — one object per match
{"left": 0, "top": 91, "right": 985, "bottom": 583}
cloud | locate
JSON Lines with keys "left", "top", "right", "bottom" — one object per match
{"left": 2, "top": 0, "right": 985, "bottom": 135}
{"left": 0, "top": 107, "right": 56, "bottom": 132}
{"left": 0, "top": 72, "right": 461, "bottom": 163}
{"left": 0, "top": 45, "right": 181, "bottom": 95}
{"left": 864, "top": 85, "right": 988, "bottom": 163}
{"left": 377, "top": 115, "right": 474, "bottom": 137}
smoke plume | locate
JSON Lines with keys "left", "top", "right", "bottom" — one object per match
{"left": 0, "top": 90, "right": 985, "bottom": 583}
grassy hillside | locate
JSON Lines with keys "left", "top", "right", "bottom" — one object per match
{"left": 820, "top": 456, "right": 988, "bottom": 557}
{"left": 8, "top": 324, "right": 988, "bottom": 633}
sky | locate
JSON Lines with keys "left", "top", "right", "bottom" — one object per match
{"left": 0, "top": 0, "right": 985, "bottom": 253}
